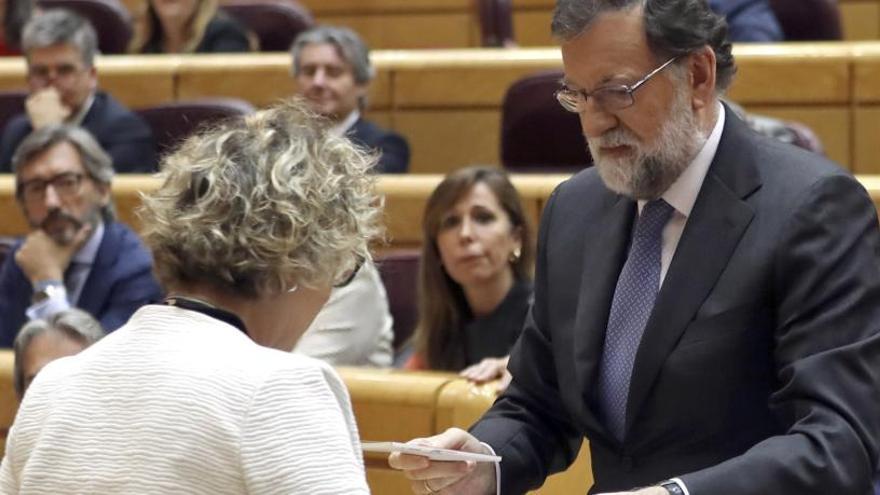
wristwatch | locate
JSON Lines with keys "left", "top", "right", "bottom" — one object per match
{"left": 659, "top": 480, "right": 685, "bottom": 495}
{"left": 31, "top": 280, "right": 65, "bottom": 304}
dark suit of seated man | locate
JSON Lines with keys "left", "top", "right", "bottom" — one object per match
{"left": 709, "top": 0, "right": 784, "bottom": 42}
{"left": 0, "top": 10, "right": 157, "bottom": 174}
{"left": 291, "top": 25, "right": 410, "bottom": 174}
{"left": 0, "top": 124, "right": 162, "bottom": 349}
{"left": 388, "top": 1, "right": 880, "bottom": 494}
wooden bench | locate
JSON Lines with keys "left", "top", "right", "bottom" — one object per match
{"left": 0, "top": 354, "right": 592, "bottom": 493}
{"left": 3, "top": 173, "right": 880, "bottom": 250}
{"left": 0, "top": 44, "right": 876, "bottom": 173}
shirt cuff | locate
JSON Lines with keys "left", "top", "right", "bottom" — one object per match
{"left": 669, "top": 477, "right": 690, "bottom": 495}
{"left": 480, "top": 442, "right": 501, "bottom": 495}
{"left": 26, "top": 287, "right": 71, "bottom": 321}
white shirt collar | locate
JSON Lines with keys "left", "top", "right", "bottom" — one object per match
{"left": 72, "top": 221, "right": 104, "bottom": 265}
{"left": 329, "top": 109, "right": 361, "bottom": 137}
{"left": 68, "top": 91, "right": 95, "bottom": 127}
{"left": 639, "top": 102, "right": 726, "bottom": 217}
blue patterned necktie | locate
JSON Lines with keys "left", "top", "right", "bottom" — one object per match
{"left": 598, "top": 198, "right": 674, "bottom": 442}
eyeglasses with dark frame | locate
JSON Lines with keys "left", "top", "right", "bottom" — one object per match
{"left": 27, "top": 62, "right": 87, "bottom": 83}
{"left": 18, "top": 172, "right": 86, "bottom": 204}
{"left": 555, "top": 56, "right": 680, "bottom": 114}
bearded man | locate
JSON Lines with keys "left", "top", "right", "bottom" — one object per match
{"left": 389, "top": 1, "right": 880, "bottom": 494}
{"left": 0, "top": 125, "right": 161, "bottom": 348}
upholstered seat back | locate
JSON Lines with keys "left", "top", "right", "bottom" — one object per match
{"left": 501, "top": 70, "right": 591, "bottom": 173}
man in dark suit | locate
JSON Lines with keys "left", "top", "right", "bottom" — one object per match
{"left": 0, "top": 124, "right": 162, "bottom": 348}
{"left": 0, "top": 10, "right": 157, "bottom": 174}
{"left": 709, "top": 0, "right": 783, "bottom": 41}
{"left": 389, "top": 1, "right": 880, "bottom": 494}
{"left": 291, "top": 26, "right": 410, "bottom": 174}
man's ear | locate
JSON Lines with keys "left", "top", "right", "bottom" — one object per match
{"left": 688, "top": 45, "right": 717, "bottom": 111}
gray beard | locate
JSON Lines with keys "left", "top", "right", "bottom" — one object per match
{"left": 589, "top": 87, "right": 706, "bottom": 200}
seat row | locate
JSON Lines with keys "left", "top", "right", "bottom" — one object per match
{"left": 0, "top": 44, "right": 879, "bottom": 174}
{"left": 0, "top": 351, "right": 593, "bottom": 493}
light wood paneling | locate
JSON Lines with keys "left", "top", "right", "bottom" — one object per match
{"left": 318, "top": 13, "right": 480, "bottom": 49}
{"left": 841, "top": 0, "right": 880, "bottom": 40}
{"left": 394, "top": 110, "right": 501, "bottom": 174}
{"left": 513, "top": 10, "right": 555, "bottom": 47}
{"left": 854, "top": 107, "right": 880, "bottom": 173}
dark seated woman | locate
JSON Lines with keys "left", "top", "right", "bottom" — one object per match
{"left": 405, "top": 166, "right": 534, "bottom": 392}
{"left": 129, "top": 0, "right": 251, "bottom": 54}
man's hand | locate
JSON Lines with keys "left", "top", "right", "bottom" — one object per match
{"left": 596, "top": 487, "right": 668, "bottom": 495}
{"left": 26, "top": 87, "right": 71, "bottom": 129}
{"left": 15, "top": 224, "right": 91, "bottom": 284}
{"left": 388, "top": 428, "right": 496, "bottom": 494}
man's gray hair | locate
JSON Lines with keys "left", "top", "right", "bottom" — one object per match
{"left": 290, "top": 25, "right": 375, "bottom": 84}
{"left": 21, "top": 9, "right": 98, "bottom": 67}
{"left": 552, "top": 0, "right": 736, "bottom": 91}
{"left": 13, "top": 124, "right": 115, "bottom": 221}
{"left": 13, "top": 308, "right": 105, "bottom": 398}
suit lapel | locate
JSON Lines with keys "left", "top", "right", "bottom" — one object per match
{"left": 573, "top": 192, "right": 635, "bottom": 440}
{"left": 624, "top": 111, "right": 761, "bottom": 434}
{"left": 77, "top": 223, "right": 117, "bottom": 315}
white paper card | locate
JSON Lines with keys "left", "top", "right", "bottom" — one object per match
{"left": 361, "top": 441, "right": 502, "bottom": 463}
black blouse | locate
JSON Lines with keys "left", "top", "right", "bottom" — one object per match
{"left": 462, "top": 280, "right": 533, "bottom": 367}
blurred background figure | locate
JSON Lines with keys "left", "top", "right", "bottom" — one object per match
{"left": 405, "top": 166, "right": 533, "bottom": 393}
{"left": 709, "top": 0, "right": 783, "bottom": 42}
{"left": 0, "top": 100, "right": 380, "bottom": 493}
{"left": 129, "top": 0, "right": 251, "bottom": 53}
{"left": 13, "top": 308, "right": 104, "bottom": 399}
{"left": 0, "top": 0, "right": 32, "bottom": 55}
{"left": 0, "top": 9, "right": 158, "bottom": 173}
{"left": 0, "top": 124, "right": 161, "bottom": 348}
{"left": 295, "top": 260, "right": 394, "bottom": 367}
{"left": 291, "top": 25, "right": 410, "bottom": 173}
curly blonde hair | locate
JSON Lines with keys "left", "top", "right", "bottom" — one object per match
{"left": 138, "top": 99, "right": 383, "bottom": 298}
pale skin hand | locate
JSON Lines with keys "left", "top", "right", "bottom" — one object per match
{"left": 459, "top": 356, "right": 513, "bottom": 394}
{"left": 26, "top": 87, "right": 71, "bottom": 129}
{"left": 15, "top": 224, "right": 92, "bottom": 285}
{"left": 388, "top": 428, "right": 496, "bottom": 494}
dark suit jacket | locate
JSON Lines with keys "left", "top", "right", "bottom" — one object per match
{"left": 470, "top": 109, "right": 880, "bottom": 494}
{"left": 0, "top": 91, "right": 158, "bottom": 173}
{"left": 0, "top": 222, "right": 163, "bottom": 348}
{"left": 348, "top": 118, "right": 410, "bottom": 174}
{"left": 709, "top": 0, "right": 784, "bottom": 41}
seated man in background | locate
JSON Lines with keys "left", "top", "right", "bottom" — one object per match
{"left": 0, "top": 125, "right": 162, "bottom": 348}
{"left": 294, "top": 260, "right": 394, "bottom": 367}
{"left": 291, "top": 25, "right": 410, "bottom": 174}
{"left": 13, "top": 308, "right": 104, "bottom": 399}
{"left": 709, "top": 0, "right": 783, "bottom": 42}
{"left": 0, "top": 10, "right": 158, "bottom": 173}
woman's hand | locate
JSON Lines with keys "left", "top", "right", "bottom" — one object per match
{"left": 460, "top": 356, "right": 512, "bottom": 393}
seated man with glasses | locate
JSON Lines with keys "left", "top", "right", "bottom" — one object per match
{"left": 0, "top": 124, "right": 162, "bottom": 348}
{"left": 0, "top": 10, "right": 157, "bottom": 174}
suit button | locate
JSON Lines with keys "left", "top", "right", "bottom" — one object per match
{"left": 621, "top": 456, "right": 634, "bottom": 471}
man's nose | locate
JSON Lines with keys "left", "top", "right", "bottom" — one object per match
{"left": 577, "top": 99, "right": 618, "bottom": 139}
{"left": 43, "top": 183, "right": 62, "bottom": 208}
{"left": 311, "top": 68, "right": 327, "bottom": 86}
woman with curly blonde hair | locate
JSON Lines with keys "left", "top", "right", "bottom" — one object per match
{"left": 128, "top": 0, "right": 250, "bottom": 53}
{"left": 0, "top": 100, "right": 381, "bottom": 494}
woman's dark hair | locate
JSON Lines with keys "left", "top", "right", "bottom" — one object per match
{"left": 412, "top": 166, "right": 534, "bottom": 370}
